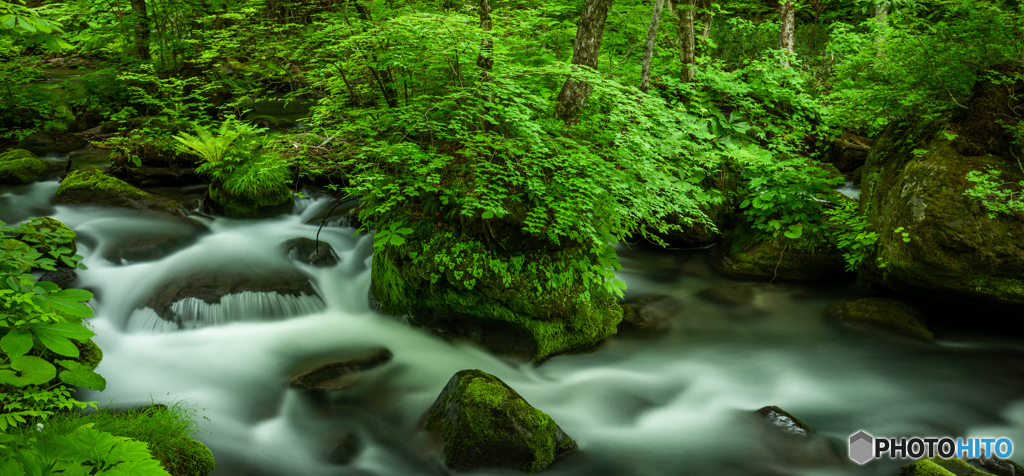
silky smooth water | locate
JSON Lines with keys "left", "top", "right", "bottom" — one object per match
{"left": 3, "top": 179, "right": 1023, "bottom": 476}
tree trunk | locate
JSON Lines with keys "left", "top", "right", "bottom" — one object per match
{"left": 678, "top": 0, "right": 696, "bottom": 82}
{"left": 639, "top": 0, "right": 666, "bottom": 93}
{"left": 129, "top": 0, "right": 151, "bottom": 60}
{"left": 555, "top": 0, "right": 614, "bottom": 125}
{"left": 778, "top": 1, "right": 796, "bottom": 67}
{"left": 698, "top": 0, "right": 712, "bottom": 41}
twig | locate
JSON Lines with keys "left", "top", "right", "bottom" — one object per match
{"left": 771, "top": 243, "right": 788, "bottom": 284}
{"left": 316, "top": 200, "right": 345, "bottom": 254}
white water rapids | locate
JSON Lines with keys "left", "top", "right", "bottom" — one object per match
{"left": 3, "top": 179, "right": 1024, "bottom": 476}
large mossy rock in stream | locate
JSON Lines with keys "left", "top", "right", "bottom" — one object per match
{"left": 209, "top": 182, "right": 294, "bottom": 219}
{"left": 710, "top": 224, "right": 850, "bottom": 281}
{"left": 0, "top": 149, "right": 64, "bottom": 184}
{"left": 422, "top": 369, "right": 577, "bottom": 473}
{"left": 824, "top": 297, "right": 934, "bottom": 341}
{"left": 15, "top": 131, "right": 87, "bottom": 155}
{"left": 55, "top": 167, "right": 188, "bottom": 217}
{"left": 858, "top": 68, "right": 1024, "bottom": 308}
{"left": 370, "top": 238, "right": 621, "bottom": 361}
{"left": 898, "top": 457, "right": 994, "bottom": 476}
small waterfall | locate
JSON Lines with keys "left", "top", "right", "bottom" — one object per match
{"left": 171, "top": 291, "right": 326, "bottom": 329}
{"left": 126, "top": 291, "right": 326, "bottom": 332}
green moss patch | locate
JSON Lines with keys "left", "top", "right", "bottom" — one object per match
{"left": 423, "top": 369, "right": 576, "bottom": 473}
{"left": 0, "top": 148, "right": 64, "bottom": 184}
{"left": 824, "top": 297, "right": 934, "bottom": 341}
{"left": 55, "top": 167, "right": 186, "bottom": 217}
{"left": 371, "top": 235, "right": 621, "bottom": 361}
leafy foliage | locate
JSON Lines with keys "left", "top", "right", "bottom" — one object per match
{"left": 964, "top": 168, "right": 1024, "bottom": 218}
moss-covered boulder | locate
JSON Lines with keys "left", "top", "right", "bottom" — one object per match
{"left": 858, "top": 74, "right": 1024, "bottom": 307}
{"left": 824, "top": 297, "right": 933, "bottom": 341}
{"left": 0, "top": 149, "right": 64, "bottom": 184}
{"left": 15, "top": 132, "right": 87, "bottom": 155}
{"left": 710, "top": 224, "right": 849, "bottom": 281}
{"left": 898, "top": 457, "right": 994, "bottom": 476}
{"left": 423, "top": 369, "right": 576, "bottom": 473}
{"left": 55, "top": 167, "right": 187, "bottom": 217}
{"left": 371, "top": 237, "right": 621, "bottom": 361}
{"left": 209, "top": 182, "right": 293, "bottom": 219}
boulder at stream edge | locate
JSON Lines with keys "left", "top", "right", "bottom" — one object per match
{"left": 55, "top": 167, "right": 187, "bottom": 217}
{"left": 0, "top": 149, "right": 64, "bottom": 184}
{"left": 422, "top": 369, "right": 577, "bottom": 473}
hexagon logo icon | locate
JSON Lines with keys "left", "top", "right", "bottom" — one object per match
{"left": 850, "top": 431, "right": 874, "bottom": 464}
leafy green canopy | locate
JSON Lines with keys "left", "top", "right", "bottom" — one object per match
{"left": 308, "top": 9, "right": 734, "bottom": 297}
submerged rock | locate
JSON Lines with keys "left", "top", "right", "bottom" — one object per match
{"left": 696, "top": 284, "right": 755, "bottom": 306}
{"left": 898, "top": 457, "right": 994, "bottom": 476}
{"left": 55, "top": 167, "right": 187, "bottom": 217}
{"left": 209, "top": 182, "right": 294, "bottom": 219}
{"left": 283, "top": 237, "right": 339, "bottom": 267}
{"left": 15, "top": 132, "right": 87, "bottom": 155}
{"left": 326, "top": 432, "right": 362, "bottom": 465}
{"left": 859, "top": 68, "right": 1024, "bottom": 308}
{"left": 422, "top": 369, "right": 577, "bottom": 473}
{"left": 754, "top": 406, "right": 840, "bottom": 468}
{"left": 618, "top": 294, "right": 679, "bottom": 336}
{"left": 824, "top": 297, "right": 933, "bottom": 341}
{"left": 0, "top": 149, "right": 64, "bottom": 184}
{"left": 289, "top": 348, "right": 393, "bottom": 390}
{"left": 711, "top": 224, "right": 849, "bottom": 282}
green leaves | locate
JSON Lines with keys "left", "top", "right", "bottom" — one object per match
{"left": 1, "top": 328, "right": 34, "bottom": 359}
{"left": 41, "top": 289, "right": 94, "bottom": 318}
{"left": 4, "top": 426, "right": 171, "bottom": 476}
{"left": 56, "top": 360, "right": 106, "bottom": 391}
{"left": 373, "top": 223, "right": 414, "bottom": 251}
{"left": 0, "top": 355, "right": 56, "bottom": 386}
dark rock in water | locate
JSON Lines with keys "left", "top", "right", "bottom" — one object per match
{"left": 755, "top": 406, "right": 813, "bottom": 436}
{"left": 423, "top": 369, "right": 577, "bottom": 473}
{"left": 0, "top": 149, "right": 64, "bottom": 184}
{"left": 406, "top": 307, "right": 540, "bottom": 359}
{"left": 283, "top": 237, "right": 339, "bottom": 267}
{"left": 824, "top": 297, "right": 933, "bottom": 341}
{"left": 55, "top": 167, "right": 188, "bottom": 217}
{"left": 711, "top": 223, "right": 850, "bottom": 282}
{"left": 696, "top": 285, "right": 755, "bottom": 306}
{"left": 146, "top": 268, "right": 319, "bottom": 319}
{"left": 39, "top": 268, "right": 78, "bottom": 288}
{"left": 979, "top": 455, "right": 1024, "bottom": 476}
{"left": 15, "top": 132, "right": 87, "bottom": 155}
{"left": 851, "top": 165, "right": 865, "bottom": 186}
{"left": 754, "top": 406, "right": 840, "bottom": 468}
{"left": 898, "top": 457, "right": 993, "bottom": 476}
{"left": 858, "top": 67, "right": 1024, "bottom": 309}
{"left": 618, "top": 295, "right": 679, "bottom": 336}
{"left": 326, "top": 432, "right": 362, "bottom": 465}
{"left": 289, "top": 348, "right": 393, "bottom": 390}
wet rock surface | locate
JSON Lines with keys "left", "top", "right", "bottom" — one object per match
{"left": 824, "top": 297, "right": 933, "bottom": 341}
{"left": 289, "top": 348, "right": 393, "bottom": 390}
{"left": 696, "top": 284, "right": 755, "bottom": 306}
{"left": 283, "top": 237, "right": 339, "bottom": 267}
{"left": 753, "top": 406, "right": 840, "bottom": 468}
{"left": 146, "top": 268, "right": 319, "bottom": 319}
{"left": 618, "top": 294, "right": 680, "bottom": 336}
{"left": 55, "top": 167, "right": 188, "bottom": 217}
{"left": 422, "top": 369, "right": 577, "bottom": 473}
{"left": 711, "top": 224, "right": 850, "bottom": 282}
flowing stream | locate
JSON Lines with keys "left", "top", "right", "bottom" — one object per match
{"left": 3, "top": 178, "right": 1024, "bottom": 476}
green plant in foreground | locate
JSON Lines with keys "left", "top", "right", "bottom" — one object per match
{"left": 826, "top": 201, "right": 880, "bottom": 272}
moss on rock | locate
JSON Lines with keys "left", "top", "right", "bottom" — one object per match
{"left": 209, "top": 182, "right": 293, "bottom": 219}
{"left": 898, "top": 457, "right": 994, "bottom": 476}
{"left": 423, "top": 369, "right": 576, "bottom": 473}
{"left": 710, "top": 223, "right": 849, "bottom": 281}
{"left": 371, "top": 236, "right": 621, "bottom": 361}
{"left": 55, "top": 167, "right": 187, "bottom": 217}
{"left": 0, "top": 149, "right": 64, "bottom": 184}
{"left": 824, "top": 297, "right": 934, "bottom": 341}
{"left": 859, "top": 119, "right": 1024, "bottom": 308}
{"left": 15, "top": 132, "right": 87, "bottom": 155}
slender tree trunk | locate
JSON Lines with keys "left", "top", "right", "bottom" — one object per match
{"left": 639, "top": 0, "right": 666, "bottom": 93}
{"left": 129, "top": 0, "right": 151, "bottom": 60}
{"left": 778, "top": 1, "right": 795, "bottom": 67}
{"left": 555, "top": 0, "right": 614, "bottom": 125}
{"left": 678, "top": 0, "right": 696, "bottom": 82}
{"left": 699, "top": 0, "right": 712, "bottom": 41}
{"left": 478, "top": 0, "right": 495, "bottom": 130}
